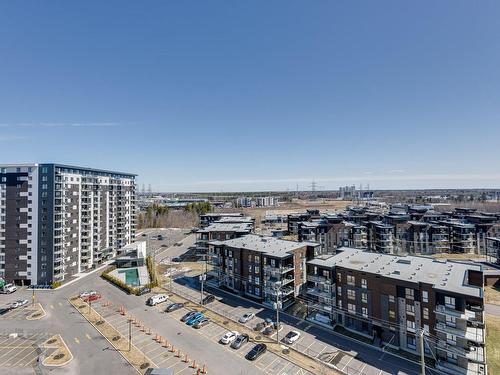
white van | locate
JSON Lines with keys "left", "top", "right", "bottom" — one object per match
{"left": 147, "top": 294, "right": 169, "bottom": 306}
{"left": 1, "top": 284, "right": 17, "bottom": 294}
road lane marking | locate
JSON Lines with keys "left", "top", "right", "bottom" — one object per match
{"left": 85, "top": 333, "right": 92, "bottom": 340}
{"left": 58, "top": 302, "right": 62, "bottom": 306}
{"left": 50, "top": 305, "right": 54, "bottom": 309}
{"left": 74, "top": 337, "right": 80, "bottom": 344}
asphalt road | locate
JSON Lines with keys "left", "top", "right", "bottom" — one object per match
{"left": 0, "top": 230, "right": 272, "bottom": 375}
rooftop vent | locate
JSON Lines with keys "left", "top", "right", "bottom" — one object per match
{"left": 392, "top": 270, "right": 401, "bottom": 275}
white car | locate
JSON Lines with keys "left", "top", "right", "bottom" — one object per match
{"left": 1, "top": 283, "right": 17, "bottom": 294}
{"left": 284, "top": 330, "right": 301, "bottom": 344}
{"left": 220, "top": 331, "right": 239, "bottom": 345}
{"left": 238, "top": 312, "right": 255, "bottom": 323}
{"left": 80, "top": 291, "right": 97, "bottom": 298}
{"left": 10, "top": 299, "right": 29, "bottom": 309}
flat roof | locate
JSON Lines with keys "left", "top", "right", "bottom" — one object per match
{"left": 200, "top": 213, "right": 244, "bottom": 217}
{"left": 214, "top": 216, "right": 253, "bottom": 224}
{"left": 214, "top": 234, "right": 318, "bottom": 258}
{"left": 198, "top": 223, "right": 253, "bottom": 233}
{"left": 308, "top": 248, "right": 482, "bottom": 298}
{"left": 0, "top": 163, "right": 137, "bottom": 177}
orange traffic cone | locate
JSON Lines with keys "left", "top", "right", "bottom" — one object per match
{"left": 201, "top": 364, "right": 207, "bottom": 374}
{"left": 183, "top": 354, "right": 189, "bottom": 363}
{"left": 191, "top": 360, "right": 197, "bottom": 369}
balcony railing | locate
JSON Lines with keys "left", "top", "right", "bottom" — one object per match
{"left": 435, "top": 305, "right": 483, "bottom": 324}
{"left": 435, "top": 322, "right": 484, "bottom": 344}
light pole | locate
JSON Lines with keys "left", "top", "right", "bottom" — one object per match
{"left": 274, "top": 281, "right": 282, "bottom": 344}
{"left": 418, "top": 328, "right": 425, "bottom": 375}
{"left": 199, "top": 273, "right": 206, "bottom": 305}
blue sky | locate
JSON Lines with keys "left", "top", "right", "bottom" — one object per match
{"left": 1, "top": 1, "right": 499, "bottom": 192}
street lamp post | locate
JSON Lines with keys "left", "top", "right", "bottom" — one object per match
{"left": 200, "top": 273, "right": 206, "bottom": 305}
{"left": 274, "top": 281, "right": 282, "bottom": 344}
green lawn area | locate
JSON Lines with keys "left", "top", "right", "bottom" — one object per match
{"left": 486, "top": 315, "right": 500, "bottom": 375}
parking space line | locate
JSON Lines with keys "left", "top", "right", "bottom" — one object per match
{"left": 341, "top": 355, "right": 355, "bottom": 371}
{"left": 9, "top": 346, "right": 37, "bottom": 367}
{"left": 0, "top": 339, "right": 27, "bottom": 362}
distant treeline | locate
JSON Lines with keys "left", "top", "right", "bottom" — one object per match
{"left": 137, "top": 202, "right": 212, "bottom": 229}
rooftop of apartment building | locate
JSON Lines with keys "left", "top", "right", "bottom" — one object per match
{"left": 210, "top": 234, "right": 318, "bottom": 258}
{"left": 200, "top": 212, "right": 243, "bottom": 218}
{"left": 213, "top": 216, "right": 254, "bottom": 224}
{"left": 0, "top": 163, "right": 137, "bottom": 178}
{"left": 197, "top": 222, "right": 253, "bottom": 233}
{"left": 307, "top": 247, "right": 482, "bottom": 298}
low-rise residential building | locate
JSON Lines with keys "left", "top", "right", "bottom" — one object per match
{"left": 207, "top": 234, "right": 319, "bottom": 309}
{"left": 196, "top": 222, "right": 253, "bottom": 255}
{"left": 199, "top": 212, "right": 245, "bottom": 228}
{"left": 304, "top": 248, "right": 485, "bottom": 375}
{"left": 486, "top": 237, "right": 500, "bottom": 264}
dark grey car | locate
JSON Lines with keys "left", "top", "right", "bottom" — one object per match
{"left": 230, "top": 333, "right": 249, "bottom": 349}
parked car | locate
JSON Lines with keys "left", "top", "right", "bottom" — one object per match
{"left": 180, "top": 311, "right": 197, "bottom": 322}
{"left": 1, "top": 283, "right": 17, "bottom": 294}
{"left": 165, "top": 303, "right": 184, "bottom": 313}
{"left": 230, "top": 334, "right": 249, "bottom": 349}
{"left": 147, "top": 294, "right": 169, "bottom": 306}
{"left": 284, "top": 330, "right": 301, "bottom": 344}
{"left": 84, "top": 294, "right": 101, "bottom": 303}
{"left": 263, "top": 323, "right": 282, "bottom": 336}
{"left": 0, "top": 307, "right": 12, "bottom": 315}
{"left": 172, "top": 257, "right": 182, "bottom": 263}
{"left": 157, "top": 235, "right": 164, "bottom": 240}
{"left": 136, "top": 287, "right": 151, "bottom": 296}
{"left": 141, "top": 233, "right": 147, "bottom": 237}
{"left": 10, "top": 299, "right": 29, "bottom": 309}
{"left": 79, "top": 290, "right": 97, "bottom": 298}
{"left": 245, "top": 344, "right": 267, "bottom": 361}
{"left": 201, "top": 294, "right": 215, "bottom": 305}
{"left": 174, "top": 242, "right": 183, "bottom": 246}
{"left": 193, "top": 318, "right": 210, "bottom": 329}
{"left": 220, "top": 331, "right": 239, "bottom": 345}
{"left": 238, "top": 312, "right": 255, "bottom": 323}
{"left": 186, "top": 313, "right": 204, "bottom": 326}
{"left": 253, "top": 322, "right": 266, "bottom": 332}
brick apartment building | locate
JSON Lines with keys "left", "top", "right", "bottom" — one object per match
{"left": 0, "top": 164, "right": 136, "bottom": 285}
{"left": 305, "top": 248, "right": 486, "bottom": 375}
{"left": 207, "top": 234, "right": 319, "bottom": 309}
{"left": 296, "top": 205, "right": 500, "bottom": 256}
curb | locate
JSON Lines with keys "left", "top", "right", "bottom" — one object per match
{"left": 42, "top": 335, "right": 74, "bottom": 367}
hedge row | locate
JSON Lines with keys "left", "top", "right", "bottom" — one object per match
{"left": 101, "top": 266, "right": 141, "bottom": 295}
{"left": 146, "top": 256, "right": 159, "bottom": 288}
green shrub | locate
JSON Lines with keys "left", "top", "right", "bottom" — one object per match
{"left": 51, "top": 281, "right": 62, "bottom": 289}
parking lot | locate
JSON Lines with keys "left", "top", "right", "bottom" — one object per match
{"left": 171, "top": 278, "right": 392, "bottom": 375}
{"left": 92, "top": 294, "right": 312, "bottom": 375}
{"left": 0, "top": 332, "right": 51, "bottom": 368}
{"left": 0, "top": 305, "right": 37, "bottom": 321}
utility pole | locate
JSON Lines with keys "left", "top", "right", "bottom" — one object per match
{"left": 274, "top": 281, "right": 282, "bottom": 344}
{"left": 199, "top": 273, "right": 206, "bottom": 305}
{"left": 419, "top": 328, "right": 425, "bottom": 375}
{"left": 32, "top": 289, "right": 35, "bottom": 308}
